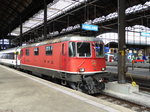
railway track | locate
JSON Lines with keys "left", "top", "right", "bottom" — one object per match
{"left": 105, "top": 75, "right": 150, "bottom": 111}
{"left": 140, "top": 86, "right": 150, "bottom": 92}
{"left": 95, "top": 93, "right": 150, "bottom": 112}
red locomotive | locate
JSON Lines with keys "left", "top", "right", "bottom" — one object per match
{"left": 0, "top": 35, "right": 109, "bottom": 94}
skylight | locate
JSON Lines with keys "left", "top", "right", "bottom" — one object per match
{"left": 97, "top": 25, "right": 150, "bottom": 45}
{"left": 11, "top": 0, "right": 87, "bottom": 36}
{"left": 11, "top": 0, "right": 150, "bottom": 36}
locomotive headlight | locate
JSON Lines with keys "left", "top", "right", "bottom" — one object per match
{"left": 79, "top": 68, "right": 85, "bottom": 72}
{"left": 102, "top": 67, "right": 106, "bottom": 71}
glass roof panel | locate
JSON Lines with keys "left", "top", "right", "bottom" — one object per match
{"left": 11, "top": 0, "right": 83, "bottom": 36}
{"left": 11, "top": 0, "right": 150, "bottom": 36}
{"left": 50, "top": 1, "right": 71, "bottom": 10}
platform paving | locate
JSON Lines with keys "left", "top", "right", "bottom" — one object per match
{"left": 0, "top": 64, "right": 134, "bottom": 112}
{"left": 106, "top": 66, "right": 150, "bottom": 77}
{"left": 106, "top": 62, "right": 150, "bottom": 69}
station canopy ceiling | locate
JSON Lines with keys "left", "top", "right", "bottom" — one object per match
{"left": 0, "top": 0, "right": 54, "bottom": 39}
{"left": 11, "top": 0, "right": 87, "bottom": 36}
{"left": 0, "top": 0, "right": 150, "bottom": 40}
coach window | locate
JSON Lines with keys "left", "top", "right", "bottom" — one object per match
{"left": 69, "top": 42, "right": 76, "bottom": 57}
{"left": 8, "top": 53, "right": 15, "bottom": 59}
{"left": 45, "top": 46, "right": 53, "bottom": 55}
{"left": 34, "top": 48, "right": 39, "bottom": 55}
{"left": 26, "top": 49, "right": 30, "bottom": 56}
{"left": 2, "top": 53, "right": 6, "bottom": 59}
{"left": 77, "top": 42, "right": 91, "bottom": 57}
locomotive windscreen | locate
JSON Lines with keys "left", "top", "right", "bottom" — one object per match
{"left": 77, "top": 42, "right": 91, "bottom": 57}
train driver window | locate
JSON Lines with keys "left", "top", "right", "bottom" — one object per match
{"left": 77, "top": 42, "right": 91, "bottom": 57}
{"left": 45, "top": 46, "right": 53, "bottom": 55}
{"left": 34, "top": 48, "right": 39, "bottom": 55}
{"left": 69, "top": 42, "right": 76, "bottom": 57}
{"left": 26, "top": 49, "right": 30, "bottom": 56}
{"left": 95, "top": 43, "right": 104, "bottom": 57}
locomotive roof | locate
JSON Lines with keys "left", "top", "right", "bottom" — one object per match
{"left": 22, "top": 35, "right": 103, "bottom": 48}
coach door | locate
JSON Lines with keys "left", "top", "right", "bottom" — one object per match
{"left": 15, "top": 51, "right": 18, "bottom": 68}
{"left": 61, "top": 43, "right": 66, "bottom": 70}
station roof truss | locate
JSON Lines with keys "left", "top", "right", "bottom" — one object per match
{"left": 0, "top": 0, "right": 150, "bottom": 45}
{"left": 0, "top": 0, "right": 54, "bottom": 39}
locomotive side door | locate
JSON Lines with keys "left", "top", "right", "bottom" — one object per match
{"left": 61, "top": 43, "right": 67, "bottom": 70}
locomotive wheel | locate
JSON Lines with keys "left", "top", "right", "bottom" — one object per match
{"left": 76, "top": 83, "right": 84, "bottom": 92}
{"left": 69, "top": 82, "right": 83, "bottom": 92}
{"left": 69, "top": 82, "right": 77, "bottom": 90}
{"left": 97, "top": 82, "right": 105, "bottom": 90}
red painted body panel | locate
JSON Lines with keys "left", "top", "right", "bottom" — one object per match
{"left": 67, "top": 58, "right": 105, "bottom": 72}
{"left": 21, "top": 40, "right": 106, "bottom": 73}
{"left": 21, "top": 42, "right": 63, "bottom": 70}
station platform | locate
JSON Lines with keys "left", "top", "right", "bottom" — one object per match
{"left": 106, "top": 62, "right": 150, "bottom": 69}
{"left": 106, "top": 62, "right": 150, "bottom": 80}
{"left": 106, "top": 66, "right": 150, "bottom": 77}
{"left": 0, "top": 64, "right": 134, "bottom": 112}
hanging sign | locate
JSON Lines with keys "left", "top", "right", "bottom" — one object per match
{"left": 81, "top": 24, "right": 98, "bottom": 31}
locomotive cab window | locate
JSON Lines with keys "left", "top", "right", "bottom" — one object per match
{"left": 77, "top": 42, "right": 91, "bottom": 57}
{"left": 95, "top": 43, "right": 104, "bottom": 57}
{"left": 34, "top": 48, "right": 39, "bottom": 55}
{"left": 45, "top": 46, "right": 53, "bottom": 55}
{"left": 69, "top": 42, "right": 76, "bottom": 57}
